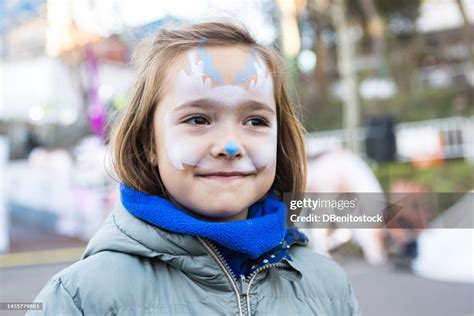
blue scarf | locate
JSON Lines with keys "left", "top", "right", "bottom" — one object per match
{"left": 120, "top": 184, "right": 287, "bottom": 259}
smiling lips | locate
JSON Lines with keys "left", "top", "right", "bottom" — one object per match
{"left": 197, "top": 171, "right": 254, "bottom": 180}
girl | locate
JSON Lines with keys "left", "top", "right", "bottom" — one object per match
{"left": 29, "top": 21, "right": 360, "bottom": 315}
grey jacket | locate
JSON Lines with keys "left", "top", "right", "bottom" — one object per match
{"left": 28, "top": 201, "right": 361, "bottom": 315}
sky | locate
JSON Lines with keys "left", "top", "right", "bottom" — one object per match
{"left": 416, "top": 0, "right": 474, "bottom": 33}
{"left": 47, "top": 0, "right": 278, "bottom": 45}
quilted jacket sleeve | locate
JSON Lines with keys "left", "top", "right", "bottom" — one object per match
{"left": 26, "top": 278, "right": 83, "bottom": 316}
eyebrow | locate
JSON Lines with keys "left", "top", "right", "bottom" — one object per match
{"left": 173, "top": 98, "right": 276, "bottom": 115}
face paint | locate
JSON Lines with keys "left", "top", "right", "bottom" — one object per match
{"left": 225, "top": 140, "right": 239, "bottom": 155}
{"left": 199, "top": 46, "right": 223, "bottom": 85}
{"left": 161, "top": 46, "right": 277, "bottom": 174}
{"left": 233, "top": 48, "right": 258, "bottom": 85}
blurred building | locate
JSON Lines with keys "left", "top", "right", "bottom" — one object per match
{"left": 1, "top": 0, "right": 136, "bottom": 158}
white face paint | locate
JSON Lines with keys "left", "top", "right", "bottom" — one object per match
{"left": 162, "top": 46, "right": 277, "bottom": 174}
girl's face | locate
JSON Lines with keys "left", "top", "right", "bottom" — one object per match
{"left": 153, "top": 45, "right": 277, "bottom": 221}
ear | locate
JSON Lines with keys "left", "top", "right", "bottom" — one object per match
{"left": 149, "top": 152, "right": 158, "bottom": 166}
{"left": 148, "top": 134, "right": 159, "bottom": 166}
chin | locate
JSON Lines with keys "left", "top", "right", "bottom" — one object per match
{"left": 203, "top": 204, "right": 245, "bottom": 218}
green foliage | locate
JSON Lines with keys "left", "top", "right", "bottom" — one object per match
{"left": 363, "top": 87, "right": 474, "bottom": 123}
{"left": 303, "top": 99, "right": 344, "bottom": 131}
{"left": 373, "top": 159, "right": 474, "bottom": 214}
{"left": 375, "top": 0, "right": 421, "bottom": 22}
{"left": 347, "top": 0, "right": 421, "bottom": 23}
{"left": 302, "top": 87, "right": 473, "bottom": 132}
{"left": 374, "top": 159, "right": 474, "bottom": 193}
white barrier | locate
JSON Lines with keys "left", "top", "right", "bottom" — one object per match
{"left": 306, "top": 116, "right": 474, "bottom": 162}
{"left": 0, "top": 136, "right": 10, "bottom": 253}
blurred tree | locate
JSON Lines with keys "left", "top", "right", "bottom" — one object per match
{"left": 454, "top": 0, "right": 474, "bottom": 72}
{"left": 358, "top": 0, "right": 385, "bottom": 74}
{"left": 331, "top": 0, "right": 361, "bottom": 153}
{"left": 289, "top": 0, "right": 425, "bottom": 133}
{"left": 455, "top": 0, "right": 474, "bottom": 104}
{"left": 307, "top": 0, "right": 331, "bottom": 103}
{"left": 275, "top": 0, "right": 304, "bottom": 105}
{"left": 348, "top": 0, "right": 421, "bottom": 93}
{"left": 347, "top": 0, "right": 421, "bottom": 32}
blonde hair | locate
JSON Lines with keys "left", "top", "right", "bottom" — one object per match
{"left": 110, "top": 20, "right": 307, "bottom": 201}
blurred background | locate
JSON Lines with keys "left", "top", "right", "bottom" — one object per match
{"left": 0, "top": 0, "right": 473, "bottom": 315}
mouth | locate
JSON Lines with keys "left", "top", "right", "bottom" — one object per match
{"left": 196, "top": 171, "right": 254, "bottom": 181}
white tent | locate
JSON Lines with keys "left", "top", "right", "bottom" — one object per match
{"left": 412, "top": 191, "right": 474, "bottom": 283}
{"left": 1, "top": 57, "right": 82, "bottom": 123}
{"left": 1, "top": 57, "right": 133, "bottom": 124}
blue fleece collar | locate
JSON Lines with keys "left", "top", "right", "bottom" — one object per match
{"left": 120, "top": 184, "right": 287, "bottom": 259}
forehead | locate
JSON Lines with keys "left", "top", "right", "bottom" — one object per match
{"left": 161, "top": 45, "right": 275, "bottom": 107}
{"left": 165, "top": 46, "right": 260, "bottom": 84}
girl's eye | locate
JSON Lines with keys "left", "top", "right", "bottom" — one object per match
{"left": 245, "top": 117, "right": 269, "bottom": 127}
{"left": 184, "top": 115, "right": 210, "bottom": 125}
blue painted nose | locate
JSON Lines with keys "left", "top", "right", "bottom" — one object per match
{"left": 225, "top": 140, "right": 239, "bottom": 155}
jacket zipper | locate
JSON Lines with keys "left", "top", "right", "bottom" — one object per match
{"left": 244, "top": 262, "right": 290, "bottom": 315}
{"left": 197, "top": 237, "right": 291, "bottom": 316}
{"left": 197, "top": 237, "right": 244, "bottom": 316}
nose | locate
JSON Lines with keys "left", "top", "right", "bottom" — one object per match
{"left": 211, "top": 139, "right": 246, "bottom": 159}
{"left": 225, "top": 140, "right": 239, "bottom": 155}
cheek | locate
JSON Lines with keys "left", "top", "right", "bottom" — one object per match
{"left": 259, "top": 160, "right": 277, "bottom": 187}
{"left": 249, "top": 139, "right": 277, "bottom": 169}
{"left": 155, "top": 136, "right": 191, "bottom": 194}
{"left": 154, "top": 121, "right": 184, "bottom": 181}
{"left": 161, "top": 113, "right": 209, "bottom": 170}
{"left": 245, "top": 125, "right": 278, "bottom": 169}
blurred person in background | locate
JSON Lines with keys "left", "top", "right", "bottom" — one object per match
{"left": 304, "top": 148, "right": 387, "bottom": 265}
